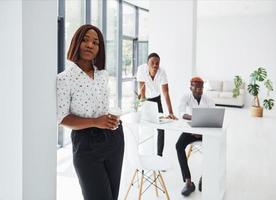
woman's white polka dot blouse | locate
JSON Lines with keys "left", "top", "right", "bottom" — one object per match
{"left": 56, "top": 62, "right": 109, "bottom": 124}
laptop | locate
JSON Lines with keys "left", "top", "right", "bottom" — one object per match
{"left": 187, "top": 107, "right": 225, "bottom": 127}
{"left": 140, "top": 101, "right": 174, "bottom": 124}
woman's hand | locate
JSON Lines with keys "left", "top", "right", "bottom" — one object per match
{"left": 95, "top": 114, "right": 119, "bottom": 130}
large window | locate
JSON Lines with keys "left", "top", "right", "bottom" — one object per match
{"left": 138, "top": 9, "right": 149, "bottom": 41}
{"left": 121, "top": 2, "right": 149, "bottom": 112}
{"left": 122, "top": 39, "right": 134, "bottom": 78}
{"left": 138, "top": 41, "right": 148, "bottom": 66}
{"left": 121, "top": 2, "right": 137, "bottom": 112}
{"left": 121, "top": 38, "right": 136, "bottom": 111}
{"left": 122, "top": 80, "right": 136, "bottom": 111}
{"left": 57, "top": 0, "right": 86, "bottom": 147}
{"left": 106, "top": 0, "right": 119, "bottom": 108}
{"left": 123, "top": 3, "right": 136, "bottom": 37}
{"left": 138, "top": 9, "right": 149, "bottom": 66}
{"left": 91, "top": 0, "right": 101, "bottom": 27}
{"left": 65, "top": 0, "right": 85, "bottom": 67}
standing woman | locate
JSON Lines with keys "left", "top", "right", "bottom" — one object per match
{"left": 57, "top": 24, "right": 124, "bottom": 200}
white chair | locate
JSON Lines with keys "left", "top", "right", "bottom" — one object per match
{"left": 186, "top": 141, "right": 203, "bottom": 191}
{"left": 124, "top": 124, "right": 171, "bottom": 200}
{"left": 186, "top": 141, "right": 202, "bottom": 159}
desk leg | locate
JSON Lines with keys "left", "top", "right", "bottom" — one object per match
{"left": 202, "top": 131, "right": 226, "bottom": 200}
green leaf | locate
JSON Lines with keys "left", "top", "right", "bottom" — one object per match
{"left": 233, "top": 75, "right": 243, "bottom": 98}
{"left": 250, "top": 71, "right": 257, "bottom": 83}
{"left": 264, "top": 79, "right": 273, "bottom": 91}
{"left": 263, "top": 99, "right": 274, "bottom": 110}
{"left": 234, "top": 75, "right": 243, "bottom": 88}
{"left": 247, "top": 84, "right": 259, "bottom": 96}
{"left": 232, "top": 88, "right": 240, "bottom": 98}
{"left": 251, "top": 67, "right": 267, "bottom": 82}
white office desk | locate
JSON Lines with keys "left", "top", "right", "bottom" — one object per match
{"left": 121, "top": 113, "right": 226, "bottom": 200}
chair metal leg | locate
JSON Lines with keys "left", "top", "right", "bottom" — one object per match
{"left": 158, "top": 171, "right": 170, "bottom": 200}
{"left": 124, "top": 169, "right": 138, "bottom": 200}
{"left": 138, "top": 170, "right": 144, "bottom": 200}
{"left": 153, "top": 171, "right": 159, "bottom": 197}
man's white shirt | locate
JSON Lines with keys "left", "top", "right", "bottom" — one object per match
{"left": 136, "top": 64, "right": 168, "bottom": 98}
{"left": 178, "top": 93, "right": 215, "bottom": 118}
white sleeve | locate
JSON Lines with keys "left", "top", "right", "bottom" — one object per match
{"left": 160, "top": 69, "right": 168, "bottom": 85}
{"left": 56, "top": 74, "right": 71, "bottom": 124}
{"left": 178, "top": 94, "right": 188, "bottom": 118}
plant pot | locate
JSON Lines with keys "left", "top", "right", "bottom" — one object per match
{"left": 250, "top": 106, "right": 263, "bottom": 117}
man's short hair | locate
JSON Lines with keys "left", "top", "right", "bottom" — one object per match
{"left": 147, "top": 52, "right": 160, "bottom": 61}
{"left": 190, "top": 77, "right": 204, "bottom": 84}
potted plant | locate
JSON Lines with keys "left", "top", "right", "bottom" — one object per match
{"left": 129, "top": 91, "right": 147, "bottom": 122}
{"left": 232, "top": 75, "right": 243, "bottom": 98}
{"left": 248, "top": 67, "right": 274, "bottom": 117}
{"left": 233, "top": 67, "right": 274, "bottom": 117}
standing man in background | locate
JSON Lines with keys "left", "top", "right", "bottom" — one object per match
{"left": 136, "top": 52, "right": 177, "bottom": 156}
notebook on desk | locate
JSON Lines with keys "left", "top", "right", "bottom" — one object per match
{"left": 140, "top": 101, "right": 174, "bottom": 124}
{"left": 187, "top": 107, "right": 225, "bottom": 128}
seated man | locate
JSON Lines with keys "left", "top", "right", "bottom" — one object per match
{"left": 176, "top": 77, "right": 215, "bottom": 197}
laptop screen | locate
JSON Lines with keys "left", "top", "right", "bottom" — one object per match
{"left": 139, "top": 101, "right": 173, "bottom": 124}
{"left": 190, "top": 108, "right": 225, "bottom": 127}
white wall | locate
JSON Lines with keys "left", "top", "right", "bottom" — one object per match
{"left": 0, "top": 1, "right": 57, "bottom": 200}
{"left": 22, "top": 1, "right": 57, "bottom": 199}
{"left": 148, "top": 1, "right": 276, "bottom": 110}
{"left": 196, "top": 1, "right": 276, "bottom": 105}
{"left": 0, "top": 1, "right": 22, "bottom": 200}
{"left": 148, "top": 0, "right": 195, "bottom": 116}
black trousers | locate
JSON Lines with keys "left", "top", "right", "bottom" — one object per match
{"left": 147, "top": 95, "right": 164, "bottom": 156}
{"left": 71, "top": 123, "right": 124, "bottom": 200}
{"left": 175, "top": 132, "right": 202, "bottom": 182}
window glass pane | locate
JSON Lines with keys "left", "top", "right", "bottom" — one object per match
{"left": 65, "top": 0, "right": 84, "bottom": 67}
{"left": 138, "top": 10, "right": 149, "bottom": 41}
{"left": 91, "top": 0, "right": 101, "bottom": 27}
{"left": 106, "top": 0, "right": 118, "bottom": 108}
{"left": 123, "top": 3, "right": 136, "bottom": 37}
{"left": 138, "top": 41, "right": 148, "bottom": 66}
{"left": 62, "top": 0, "right": 85, "bottom": 145}
{"left": 122, "top": 80, "right": 136, "bottom": 112}
{"left": 122, "top": 39, "right": 133, "bottom": 78}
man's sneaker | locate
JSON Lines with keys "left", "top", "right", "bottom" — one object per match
{"left": 198, "top": 176, "right": 202, "bottom": 192}
{"left": 181, "top": 182, "right": 195, "bottom": 197}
